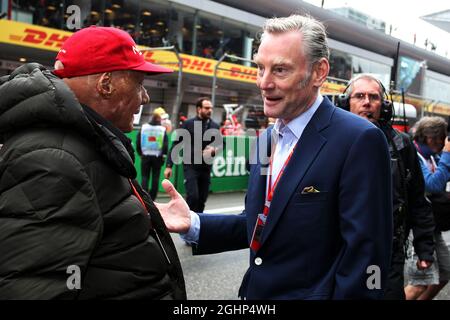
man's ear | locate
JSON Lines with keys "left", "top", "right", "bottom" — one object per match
{"left": 311, "top": 58, "right": 330, "bottom": 87}
{"left": 96, "top": 72, "right": 114, "bottom": 98}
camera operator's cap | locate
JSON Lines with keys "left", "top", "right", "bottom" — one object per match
{"left": 53, "top": 26, "right": 173, "bottom": 78}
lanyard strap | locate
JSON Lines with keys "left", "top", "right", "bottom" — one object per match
{"left": 250, "top": 143, "right": 295, "bottom": 252}
{"left": 129, "top": 179, "right": 148, "bottom": 212}
{"left": 264, "top": 148, "right": 295, "bottom": 214}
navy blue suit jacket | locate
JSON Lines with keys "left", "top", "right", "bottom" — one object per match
{"left": 194, "top": 97, "right": 393, "bottom": 299}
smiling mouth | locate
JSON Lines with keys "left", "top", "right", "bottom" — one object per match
{"left": 265, "top": 96, "right": 282, "bottom": 103}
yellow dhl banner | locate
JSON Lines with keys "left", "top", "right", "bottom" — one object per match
{"left": 321, "top": 81, "right": 346, "bottom": 95}
{"left": 142, "top": 50, "right": 257, "bottom": 84}
{"left": 0, "top": 20, "right": 72, "bottom": 51}
{"left": 0, "top": 20, "right": 258, "bottom": 84}
{"left": 0, "top": 20, "right": 350, "bottom": 91}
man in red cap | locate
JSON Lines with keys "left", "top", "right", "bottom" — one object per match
{"left": 0, "top": 26, "right": 186, "bottom": 299}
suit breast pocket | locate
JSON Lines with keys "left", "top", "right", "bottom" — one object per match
{"left": 293, "top": 191, "right": 329, "bottom": 204}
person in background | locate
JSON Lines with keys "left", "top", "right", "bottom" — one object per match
{"left": 344, "top": 74, "right": 435, "bottom": 300}
{"left": 137, "top": 112, "right": 169, "bottom": 200}
{"left": 154, "top": 107, "right": 173, "bottom": 133}
{"left": 405, "top": 116, "right": 450, "bottom": 300}
{"left": 178, "top": 112, "right": 187, "bottom": 127}
{"left": 203, "top": 45, "right": 215, "bottom": 59}
{"left": 231, "top": 114, "right": 243, "bottom": 135}
{"left": 164, "top": 97, "right": 223, "bottom": 213}
{"left": 161, "top": 113, "right": 173, "bottom": 134}
{"left": 221, "top": 119, "right": 235, "bottom": 136}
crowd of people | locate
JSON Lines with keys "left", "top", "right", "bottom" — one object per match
{"left": 0, "top": 12, "right": 449, "bottom": 300}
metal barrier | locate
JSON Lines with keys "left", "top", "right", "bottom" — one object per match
{"left": 211, "top": 53, "right": 257, "bottom": 107}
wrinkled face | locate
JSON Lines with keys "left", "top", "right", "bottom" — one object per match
{"left": 255, "top": 31, "right": 317, "bottom": 122}
{"left": 197, "top": 100, "right": 213, "bottom": 119}
{"left": 348, "top": 78, "right": 383, "bottom": 123}
{"left": 109, "top": 71, "right": 149, "bottom": 132}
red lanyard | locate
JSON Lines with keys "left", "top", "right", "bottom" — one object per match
{"left": 129, "top": 179, "right": 148, "bottom": 212}
{"left": 264, "top": 148, "right": 295, "bottom": 214}
{"left": 250, "top": 144, "right": 295, "bottom": 252}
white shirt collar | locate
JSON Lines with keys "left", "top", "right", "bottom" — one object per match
{"left": 273, "top": 94, "right": 324, "bottom": 140}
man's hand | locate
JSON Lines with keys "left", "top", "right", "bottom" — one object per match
{"left": 164, "top": 167, "right": 172, "bottom": 179}
{"left": 155, "top": 179, "right": 191, "bottom": 233}
{"left": 202, "top": 145, "right": 217, "bottom": 157}
{"left": 443, "top": 137, "right": 450, "bottom": 153}
{"left": 417, "top": 260, "right": 433, "bottom": 270}
{"left": 202, "top": 146, "right": 217, "bottom": 163}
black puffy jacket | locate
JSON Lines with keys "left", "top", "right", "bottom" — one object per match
{"left": 383, "top": 125, "right": 435, "bottom": 263}
{"left": 0, "top": 63, "right": 186, "bottom": 299}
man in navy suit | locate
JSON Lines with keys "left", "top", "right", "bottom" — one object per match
{"left": 156, "top": 14, "right": 393, "bottom": 299}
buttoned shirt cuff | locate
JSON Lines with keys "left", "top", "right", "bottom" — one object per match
{"left": 180, "top": 210, "right": 200, "bottom": 244}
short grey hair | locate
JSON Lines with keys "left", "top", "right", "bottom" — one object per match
{"left": 413, "top": 116, "right": 447, "bottom": 143}
{"left": 261, "top": 14, "right": 330, "bottom": 66}
{"left": 345, "top": 74, "right": 385, "bottom": 97}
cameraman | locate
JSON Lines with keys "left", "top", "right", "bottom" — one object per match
{"left": 341, "top": 74, "right": 435, "bottom": 300}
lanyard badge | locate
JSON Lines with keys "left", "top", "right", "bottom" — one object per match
{"left": 249, "top": 147, "right": 295, "bottom": 252}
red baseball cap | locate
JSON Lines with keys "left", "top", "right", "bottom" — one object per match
{"left": 53, "top": 26, "right": 173, "bottom": 78}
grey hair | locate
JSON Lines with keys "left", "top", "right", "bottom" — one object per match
{"left": 413, "top": 116, "right": 447, "bottom": 144}
{"left": 345, "top": 74, "right": 385, "bottom": 97}
{"left": 261, "top": 14, "right": 330, "bottom": 66}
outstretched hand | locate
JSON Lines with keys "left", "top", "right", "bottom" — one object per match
{"left": 155, "top": 179, "right": 191, "bottom": 233}
{"left": 443, "top": 137, "right": 450, "bottom": 153}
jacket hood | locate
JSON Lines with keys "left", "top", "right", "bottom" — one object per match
{"left": 0, "top": 63, "right": 136, "bottom": 178}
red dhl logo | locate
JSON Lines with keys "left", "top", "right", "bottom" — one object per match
{"left": 11, "top": 28, "right": 70, "bottom": 48}
{"left": 227, "top": 67, "right": 257, "bottom": 81}
{"left": 143, "top": 51, "right": 257, "bottom": 80}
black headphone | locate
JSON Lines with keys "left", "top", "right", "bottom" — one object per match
{"left": 336, "top": 76, "right": 393, "bottom": 123}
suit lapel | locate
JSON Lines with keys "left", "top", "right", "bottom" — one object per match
{"left": 259, "top": 98, "right": 333, "bottom": 246}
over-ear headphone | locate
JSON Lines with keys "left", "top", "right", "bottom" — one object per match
{"left": 336, "top": 75, "right": 393, "bottom": 123}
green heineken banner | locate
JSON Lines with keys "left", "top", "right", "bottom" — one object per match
{"left": 127, "top": 130, "right": 253, "bottom": 195}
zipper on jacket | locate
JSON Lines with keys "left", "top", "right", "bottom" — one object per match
{"left": 152, "top": 228, "right": 172, "bottom": 265}
{"left": 128, "top": 179, "right": 172, "bottom": 265}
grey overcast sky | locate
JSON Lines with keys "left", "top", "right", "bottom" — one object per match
{"left": 304, "top": 0, "right": 450, "bottom": 58}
